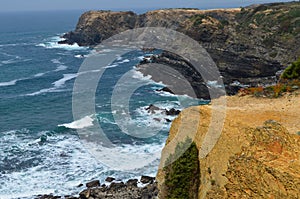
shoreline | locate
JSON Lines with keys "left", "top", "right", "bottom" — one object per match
{"left": 36, "top": 175, "right": 158, "bottom": 199}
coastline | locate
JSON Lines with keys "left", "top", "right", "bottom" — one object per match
{"left": 9, "top": 1, "right": 300, "bottom": 198}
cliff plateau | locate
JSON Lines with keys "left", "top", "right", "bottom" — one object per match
{"left": 157, "top": 91, "right": 300, "bottom": 198}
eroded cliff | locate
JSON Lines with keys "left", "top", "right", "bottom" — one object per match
{"left": 157, "top": 91, "right": 300, "bottom": 198}
{"left": 61, "top": 2, "right": 300, "bottom": 99}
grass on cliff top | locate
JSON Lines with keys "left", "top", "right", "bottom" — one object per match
{"left": 163, "top": 138, "right": 200, "bottom": 199}
{"left": 237, "top": 2, "right": 300, "bottom": 35}
{"left": 239, "top": 58, "right": 300, "bottom": 98}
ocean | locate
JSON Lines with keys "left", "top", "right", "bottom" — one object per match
{"left": 0, "top": 10, "right": 204, "bottom": 198}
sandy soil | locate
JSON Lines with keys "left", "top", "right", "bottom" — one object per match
{"left": 226, "top": 91, "right": 300, "bottom": 135}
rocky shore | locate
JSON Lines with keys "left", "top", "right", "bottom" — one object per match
{"left": 36, "top": 176, "right": 158, "bottom": 199}
{"left": 46, "top": 2, "right": 300, "bottom": 198}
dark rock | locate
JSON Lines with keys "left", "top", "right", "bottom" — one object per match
{"left": 126, "top": 179, "right": 138, "bottom": 187}
{"left": 153, "top": 118, "right": 161, "bottom": 122}
{"left": 145, "top": 104, "right": 160, "bottom": 114}
{"left": 108, "top": 182, "right": 126, "bottom": 191}
{"left": 140, "top": 176, "right": 155, "bottom": 184}
{"left": 156, "top": 87, "right": 175, "bottom": 95}
{"left": 60, "top": 3, "right": 300, "bottom": 99}
{"left": 166, "top": 108, "right": 181, "bottom": 116}
{"left": 64, "top": 196, "right": 78, "bottom": 199}
{"left": 79, "top": 189, "right": 90, "bottom": 199}
{"left": 77, "top": 183, "right": 84, "bottom": 187}
{"left": 165, "top": 118, "right": 172, "bottom": 122}
{"left": 86, "top": 180, "right": 100, "bottom": 188}
{"left": 105, "top": 176, "right": 115, "bottom": 182}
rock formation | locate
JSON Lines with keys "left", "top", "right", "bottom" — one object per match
{"left": 157, "top": 91, "right": 300, "bottom": 198}
{"left": 61, "top": 2, "right": 300, "bottom": 99}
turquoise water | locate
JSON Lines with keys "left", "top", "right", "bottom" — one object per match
{"left": 0, "top": 11, "right": 204, "bottom": 198}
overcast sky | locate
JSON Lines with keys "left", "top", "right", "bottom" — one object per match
{"left": 0, "top": 0, "right": 294, "bottom": 12}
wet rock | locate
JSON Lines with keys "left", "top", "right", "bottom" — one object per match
{"left": 108, "top": 182, "right": 126, "bottom": 191}
{"left": 140, "top": 176, "right": 155, "bottom": 184}
{"left": 156, "top": 87, "right": 174, "bottom": 95}
{"left": 126, "top": 179, "right": 138, "bottom": 187}
{"left": 79, "top": 189, "right": 90, "bottom": 199}
{"left": 105, "top": 176, "right": 115, "bottom": 182}
{"left": 145, "top": 104, "right": 160, "bottom": 113}
{"left": 165, "top": 108, "right": 181, "bottom": 116}
{"left": 165, "top": 118, "right": 172, "bottom": 122}
{"left": 86, "top": 180, "right": 100, "bottom": 188}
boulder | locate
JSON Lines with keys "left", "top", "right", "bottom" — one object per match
{"left": 126, "top": 179, "right": 138, "bottom": 187}
{"left": 140, "top": 176, "right": 155, "bottom": 184}
{"left": 145, "top": 104, "right": 160, "bottom": 114}
{"left": 86, "top": 180, "right": 100, "bottom": 188}
{"left": 105, "top": 176, "right": 115, "bottom": 182}
{"left": 165, "top": 108, "right": 181, "bottom": 116}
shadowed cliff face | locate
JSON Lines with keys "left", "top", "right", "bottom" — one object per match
{"left": 61, "top": 2, "right": 300, "bottom": 99}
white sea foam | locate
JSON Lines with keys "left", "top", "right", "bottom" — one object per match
{"left": 25, "top": 88, "right": 56, "bottom": 96}
{"left": 53, "top": 74, "right": 78, "bottom": 87}
{"left": 0, "top": 79, "right": 18, "bottom": 87}
{"left": 74, "top": 54, "right": 89, "bottom": 58}
{"left": 103, "top": 64, "right": 118, "bottom": 69}
{"left": 51, "top": 58, "right": 68, "bottom": 71}
{"left": 117, "top": 59, "right": 130, "bottom": 64}
{"left": 131, "top": 69, "right": 153, "bottom": 81}
{"left": 25, "top": 74, "right": 77, "bottom": 96}
{"left": 83, "top": 141, "right": 165, "bottom": 171}
{"left": 51, "top": 58, "right": 61, "bottom": 64}
{"left": 206, "top": 80, "right": 223, "bottom": 88}
{"left": 0, "top": 129, "right": 106, "bottom": 198}
{"left": 25, "top": 69, "right": 101, "bottom": 96}
{"left": 58, "top": 115, "right": 94, "bottom": 129}
{"left": 1, "top": 59, "right": 16, "bottom": 65}
{"left": 34, "top": 73, "right": 46, "bottom": 77}
{"left": 37, "top": 36, "right": 87, "bottom": 51}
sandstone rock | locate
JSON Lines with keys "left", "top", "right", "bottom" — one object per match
{"left": 157, "top": 93, "right": 300, "bottom": 199}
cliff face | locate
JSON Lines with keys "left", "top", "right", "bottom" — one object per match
{"left": 62, "top": 2, "right": 300, "bottom": 98}
{"left": 157, "top": 92, "right": 300, "bottom": 198}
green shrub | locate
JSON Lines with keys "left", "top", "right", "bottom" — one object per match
{"left": 281, "top": 58, "right": 300, "bottom": 79}
{"left": 163, "top": 138, "right": 200, "bottom": 199}
{"left": 190, "top": 14, "right": 207, "bottom": 26}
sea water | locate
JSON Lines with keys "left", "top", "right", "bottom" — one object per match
{"left": 0, "top": 10, "right": 205, "bottom": 198}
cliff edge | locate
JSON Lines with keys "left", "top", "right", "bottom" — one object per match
{"left": 61, "top": 2, "right": 300, "bottom": 99}
{"left": 157, "top": 91, "right": 300, "bottom": 198}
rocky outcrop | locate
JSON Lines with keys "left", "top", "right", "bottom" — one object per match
{"left": 157, "top": 91, "right": 300, "bottom": 198}
{"left": 36, "top": 176, "right": 158, "bottom": 199}
{"left": 60, "top": 11, "right": 137, "bottom": 45}
{"left": 61, "top": 2, "right": 300, "bottom": 99}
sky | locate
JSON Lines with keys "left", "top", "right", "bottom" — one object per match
{"left": 0, "top": 0, "right": 294, "bottom": 12}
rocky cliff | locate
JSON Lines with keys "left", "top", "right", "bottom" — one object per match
{"left": 157, "top": 91, "right": 300, "bottom": 198}
{"left": 61, "top": 2, "right": 300, "bottom": 99}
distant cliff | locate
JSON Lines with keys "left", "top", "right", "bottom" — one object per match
{"left": 61, "top": 2, "right": 300, "bottom": 99}
{"left": 157, "top": 91, "right": 300, "bottom": 198}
